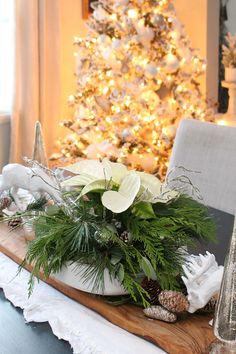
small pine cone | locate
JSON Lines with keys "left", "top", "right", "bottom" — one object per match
{"left": 141, "top": 277, "right": 162, "bottom": 305}
{"left": 198, "top": 294, "right": 218, "bottom": 314}
{"left": 158, "top": 290, "right": 189, "bottom": 313}
{"left": 0, "top": 196, "right": 12, "bottom": 210}
{"left": 119, "top": 230, "right": 132, "bottom": 243}
{"left": 143, "top": 305, "right": 177, "bottom": 323}
{"left": 8, "top": 217, "right": 22, "bottom": 228}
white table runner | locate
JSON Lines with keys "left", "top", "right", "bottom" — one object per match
{"left": 0, "top": 252, "right": 164, "bottom": 354}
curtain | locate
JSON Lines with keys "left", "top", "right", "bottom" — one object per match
{"left": 11, "top": 0, "right": 85, "bottom": 163}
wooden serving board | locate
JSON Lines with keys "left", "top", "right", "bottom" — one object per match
{"left": 0, "top": 224, "right": 215, "bottom": 354}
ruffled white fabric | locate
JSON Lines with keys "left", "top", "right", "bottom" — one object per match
{"left": 0, "top": 253, "right": 165, "bottom": 354}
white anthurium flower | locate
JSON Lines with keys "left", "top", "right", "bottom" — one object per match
{"left": 61, "top": 174, "right": 96, "bottom": 187}
{"left": 137, "top": 172, "right": 179, "bottom": 203}
{"left": 102, "top": 158, "right": 128, "bottom": 184}
{"left": 61, "top": 159, "right": 129, "bottom": 191}
{"left": 102, "top": 172, "right": 141, "bottom": 213}
{"left": 62, "top": 159, "right": 112, "bottom": 181}
{"left": 138, "top": 172, "right": 162, "bottom": 194}
{"left": 78, "top": 159, "right": 129, "bottom": 197}
{"left": 61, "top": 159, "right": 177, "bottom": 209}
{"left": 79, "top": 179, "right": 109, "bottom": 197}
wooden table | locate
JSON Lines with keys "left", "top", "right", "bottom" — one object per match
{"left": 0, "top": 223, "right": 216, "bottom": 354}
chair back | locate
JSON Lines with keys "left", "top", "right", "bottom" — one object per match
{"left": 168, "top": 119, "right": 236, "bottom": 214}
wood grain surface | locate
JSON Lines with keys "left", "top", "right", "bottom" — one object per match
{"left": 0, "top": 223, "right": 216, "bottom": 354}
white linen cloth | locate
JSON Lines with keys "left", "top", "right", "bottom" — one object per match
{"left": 0, "top": 252, "right": 164, "bottom": 354}
{"left": 168, "top": 119, "right": 236, "bottom": 215}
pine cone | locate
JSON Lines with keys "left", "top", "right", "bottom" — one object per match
{"left": 143, "top": 305, "right": 177, "bottom": 323}
{"left": 119, "top": 230, "right": 132, "bottom": 243}
{"left": 0, "top": 196, "right": 12, "bottom": 210}
{"left": 141, "top": 277, "right": 162, "bottom": 305}
{"left": 8, "top": 217, "right": 22, "bottom": 228}
{"left": 158, "top": 290, "right": 189, "bottom": 313}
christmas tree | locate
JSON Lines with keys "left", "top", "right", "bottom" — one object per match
{"left": 55, "top": 0, "right": 214, "bottom": 178}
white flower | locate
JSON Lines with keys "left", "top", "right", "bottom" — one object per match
{"left": 61, "top": 159, "right": 178, "bottom": 213}
{"left": 102, "top": 172, "right": 140, "bottom": 213}
{"left": 137, "top": 172, "right": 179, "bottom": 203}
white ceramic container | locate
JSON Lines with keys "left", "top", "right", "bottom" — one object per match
{"left": 54, "top": 263, "right": 128, "bottom": 296}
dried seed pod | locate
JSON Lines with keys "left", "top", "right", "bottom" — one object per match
{"left": 143, "top": 305, "right": 177, "bottom": 323}
{"left": 158, "top": 290, "right": 189, "bottom": 313}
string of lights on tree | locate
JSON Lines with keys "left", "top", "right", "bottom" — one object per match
{"left": 53, "top": 0, "right": 215, "bottom": 178}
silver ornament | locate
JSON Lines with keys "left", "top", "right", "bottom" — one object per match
{"left": 122, "top": 129, "right": 133, "bottom": 140}
{"left": 151, "top": 14, "right": 166, "bottom": 29}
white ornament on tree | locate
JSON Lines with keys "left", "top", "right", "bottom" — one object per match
{"left": 97, "top": 34, "right": 111, "bottom": 46}
{"left": 145, "top": 63, "right": 158, "bottom": 79}
{"left": 111, "top": 38, "right": 122, "bottom": 51}
{"left": 163, "top": 53, "right": 180, "bottom": 73}
{"left": 93, "top": 7, "right": 108, "bottom": 21}
{"left": 135, "top": 25, "right": 155, "bottom": 47}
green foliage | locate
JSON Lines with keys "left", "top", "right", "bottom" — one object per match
{"left": 131, "top": 202, "right": 156, "bottom": 219}
{"left": 18, "top": 193, "right": 216, "bottom": 306}
{"left": 26, "top": 196, "right": 48, "bottom": 211}
{"left": 153, "top": 195, "right": 216, "bottom": 243}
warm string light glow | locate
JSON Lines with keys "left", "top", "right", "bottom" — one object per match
{"left": 53, "top": 0, "right": 215, "bottom": 178}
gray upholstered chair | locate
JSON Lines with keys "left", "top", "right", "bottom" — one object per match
{"left": 168, "top": 119, "right": 236, "bottom": 215}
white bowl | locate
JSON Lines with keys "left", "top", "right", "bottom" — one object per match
{"left": 54, "top": 263, "right": 128, "bottom": 296}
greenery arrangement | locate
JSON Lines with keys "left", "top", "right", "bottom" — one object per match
{"left": 5, "top": 159, "right": 216, "bottom": 307}
{"left": 222, "top": 32, "right": 236, "bottom": 68}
